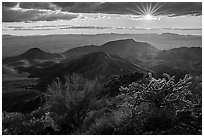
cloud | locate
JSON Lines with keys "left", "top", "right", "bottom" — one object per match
{"left": 2, "top": 5, "right": 78, "bottom": 22}
{"left": 4, "top": 24, "right": 110, "bottom": 30}
{"left": 19, "top": 2, "right": 60, "bottom": 10}
{"left": 19, "top": 2, "right": 52, "bottom": 10}
{"left": 60, "top": 25, "right": 110, "bottom": 30}
{"left": 53, "top": 2, "right": 101, "bottom": 12}
{"left": 52, "top": 2, "right": 77, "bottom": 8}
{"left": 157, "top": 2, "right": 202, "bottom": 16}
{"left": 53, "top": 2, "right": 202, "bottom": 16}
{"left": 2, "top": 2, "right": 18, "bottom": 7}
{"left": 30, "top": 10, "right": 78, "bottom": 22}
{"left": 2, "top": 2, "right": 202, "bottom": 22}
{"left": 4, "top": 24, "right": 201, "bottom": 32}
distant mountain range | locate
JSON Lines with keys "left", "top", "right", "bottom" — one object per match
{"left": 151, "top": 47, "right": 202, "bottom": 77}
{"left": 3, "top": 38, "right": 202, "bottom": 90}
{"left": 156, "top": 47, "right": 201, "bottom": 64}
{"left": 3, "top": 39, "right": 158, "bottom": 70}
{"left": 3, "top": 33, "right": 201, "bottom": 57}
{"left": 64, "top": 39, "right": 158, "bottom": 59}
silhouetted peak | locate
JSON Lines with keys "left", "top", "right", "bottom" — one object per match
{"left": 24, "top": 48, "right": 45, "bottom": 54}
{"left": 116, "top": 39, "right": 135, "bottom": 42}
{"left": 19, "top": 47, "right": 60, "bottom": 60}
{"left": 101, "top": 39, "right": 153, "bottom": 49}
{"left": 20, "top": 48, "right": 47, "bottom": 58}
{"left": 103, "top": 39, "right": 136, "bottom": 46}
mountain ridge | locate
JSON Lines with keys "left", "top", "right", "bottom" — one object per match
{"left": 64, "top": 39, "right": 159, "bottom": 59}
{"left": 30, "top": 51, "right": 150, "bottom": 90}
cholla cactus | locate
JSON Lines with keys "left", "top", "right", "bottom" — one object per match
{"left": 119, "top": 73, "right": 194, "bottom": 114}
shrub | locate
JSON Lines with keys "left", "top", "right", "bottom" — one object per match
{"left": 119, "top": 73, "right": 195, "bottom": 116}
{"left": 2, "top": 111, "right": 58, "bottom": 135}
{"left": 2, "top": 73, "right": 201, "bottom": 135}
{"left": 45, "top": 74, "right": 101, "bottom": 133}
{"left": 2, "top": 112, "right": 24, "bottom": 128}
{"left": 117, "top": 73, "right": 201, "bottom": 134}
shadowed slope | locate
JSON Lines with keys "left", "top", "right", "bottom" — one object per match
{"left": 64, "top": 39, "right": 159, "bottom": 59}
{"left": 32, "top": 51, "right": 149, "bottom": 90}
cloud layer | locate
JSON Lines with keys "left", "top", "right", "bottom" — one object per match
{"left": 4, "top": 24, "right": 201, "bottom": 31}
{"left": 2, "top": 2, "right": 202, "bottom": 22}
{"left": 2, "top": 3, "right": 77, "bottom": 22}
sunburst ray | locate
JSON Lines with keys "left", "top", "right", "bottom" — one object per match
{"left": 126, "top": 2, "right": 166, "bottom": 20}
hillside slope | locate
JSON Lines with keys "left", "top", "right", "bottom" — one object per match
{"left": 64, "top": 39, "right": 159, "bottom": 59}
{"left": 31, "top": 52, "right": 150, "bottom": 90}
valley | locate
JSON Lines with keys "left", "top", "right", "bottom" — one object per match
{"left": 2, "top": 37, "right": 202, "bottom": 135}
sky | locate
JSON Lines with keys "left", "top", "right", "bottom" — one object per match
{"left": 2, "top": 2, "right": 202, "bottom": 36}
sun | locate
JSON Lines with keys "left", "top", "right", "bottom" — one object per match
{"left": 143, "top": 14, "right": 153, "bottom": 20}
{"left": 126, "top": 2, "right": 165, "bottom": 20}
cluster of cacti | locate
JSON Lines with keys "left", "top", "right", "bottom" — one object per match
{"left": 119, "top": 73, "right": 195, "bottom": 114}
{"left": 2, "top": 73, "right": 201, "bottom": 135}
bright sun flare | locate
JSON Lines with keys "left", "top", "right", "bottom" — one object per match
{"left": 143, "top": 14, "right": 153, "bottom": 20}
{"left": 126, "top": 2, "right": 164, "bottom": 20}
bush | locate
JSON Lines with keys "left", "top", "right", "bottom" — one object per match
{"left": 2, "top": 73, "right": 201, "bottom": 135}
{"left": 2, "top": 112, "right": 24, "bottom": 128}
{"left": 117, "top": 73, "right": 201, "bottom": 134}
{"left": 119, "top": 73, "right": 194, "bottom": 116}
{"left": 45, "top": 74, "right": 101, "bottom": 133}
{"left": 2, "top": 110, "right": 58, "bottom": 135}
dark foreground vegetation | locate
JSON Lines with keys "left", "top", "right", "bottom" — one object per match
{"left": 2, "top": 72, "right": 202, "bottom": 135}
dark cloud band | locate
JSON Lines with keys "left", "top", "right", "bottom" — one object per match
{"left": 2, "top": 2, "right": 202, "bottom": 22}
{"left": 2, "top": 2, "right": 18, "bottom": 7}
{"left": 53, "top": 2, "right": 202, "bottom": 16}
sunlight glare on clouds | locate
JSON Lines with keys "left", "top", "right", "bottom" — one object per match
{"left": 3, "top": 3, "right": 78, "bottom": 22}
{"left": 2, "top": 2, "right": 202, "bottom": 36}
{"left": 2, "top": 13, "right": 202, "bottom": 36}
{"left": 144, "top": 14, "right": 153, "bottom": 20}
